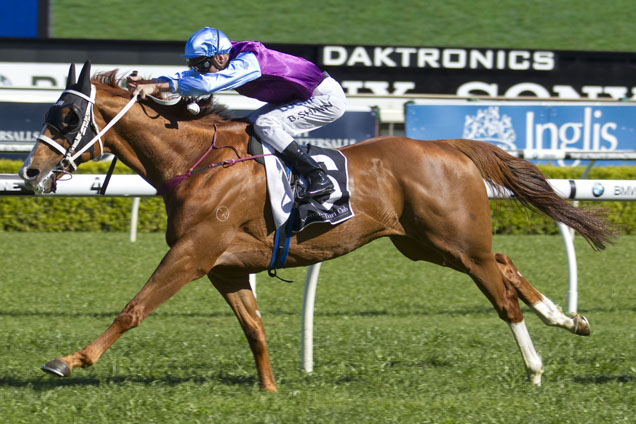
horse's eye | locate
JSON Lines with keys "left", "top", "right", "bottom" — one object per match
{"left": 45, "top": 108, "right": 60, "bottom": 125}
{"left": 62, "top": 110, "right": 80, "bottom": 128}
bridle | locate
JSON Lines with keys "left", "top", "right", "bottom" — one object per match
{"left": 36, "top": 85, "right": 138, "bottom": 174}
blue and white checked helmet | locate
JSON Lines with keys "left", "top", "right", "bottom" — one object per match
{"left": 182, "top": 27, "right": 232, "bottom": 58}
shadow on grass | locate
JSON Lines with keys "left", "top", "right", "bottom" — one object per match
{"left": 6, "top": 304, "right": 630, "bottom": 321}
{"left": 260, "top": 305, "right": 496, "bottom": 317}
{"left": 577, "top": 306, "right": 636, "bottom": 314}
{"left": 573, "top": 375, "right": 636, "bottom": 384}
{"left": 0, "top": 310, "right": 235, "bottom": 319}
{"left": 0, "top": 372, "right": 257, "bottom": 390}
{"left": 0, "top": 307, "right": 494, "bottom": 321}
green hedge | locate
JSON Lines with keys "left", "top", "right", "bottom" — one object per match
{"left": 490, "top": 165, "right": 636, "bottom": 236}
{"left": 0, "top": 159, "right": 166, "bottom": 232}
{"left": 2, "top": 160, "right": 636, "bottom": 234}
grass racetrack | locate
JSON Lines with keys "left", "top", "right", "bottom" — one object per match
{"left": 0, "top": 232, "right": 634, "bottom": 423}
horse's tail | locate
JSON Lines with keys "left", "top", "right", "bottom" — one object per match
{"left": 446, "top": 138, "right": 615, "bottom": 250}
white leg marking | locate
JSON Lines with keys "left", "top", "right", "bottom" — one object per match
{"left": 531, "top": 295, "right": 576, "bottom": 331}
{"left": 509, "top": 320, "right": 543, "bottom": 386}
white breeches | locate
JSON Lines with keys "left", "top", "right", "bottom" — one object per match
{"left": 248, "top": 76, "right": 346, "bottom": 152}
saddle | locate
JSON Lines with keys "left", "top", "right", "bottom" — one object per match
{"left": 246, "top": 127, "right": 354, "bottom": 233}
{"left": 246, "top": 127, "right": 355, "bottom": 277}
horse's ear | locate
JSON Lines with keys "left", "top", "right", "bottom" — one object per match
{"left": 66, "top": 63, "right": 76, "bottom": 89}
{"left": 77, "top": 60, "right": 92, "bottom": 95}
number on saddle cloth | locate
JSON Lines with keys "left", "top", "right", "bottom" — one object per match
{"left": 248, "top": 129, "right": 356, "bottom": 276}
{"left": 247, "top": 129, "right": 354, "bottom": 231}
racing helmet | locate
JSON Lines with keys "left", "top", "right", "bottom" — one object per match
{"left": 182, "top": 27, "right": 232, "bottom": 58}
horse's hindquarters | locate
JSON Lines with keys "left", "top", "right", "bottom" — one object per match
{"left": 344, "top": 137, "right": 493, "bottom": 249}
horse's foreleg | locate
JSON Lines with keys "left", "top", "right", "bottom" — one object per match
{"left": 495, "top": 253, "right": 590, "bottom": 336}
{"left": 209, "top": 272, "right": 276, "bottom": 392}
{"left": 42, "top": 241, "right": 211, "bottom": 377}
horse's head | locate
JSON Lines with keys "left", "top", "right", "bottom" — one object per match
{"left": 19, "top": 61, "right": 104, "bottom": 194}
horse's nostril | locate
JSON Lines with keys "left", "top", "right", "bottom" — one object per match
{"left": 26, "top": 168, "right": 40, "bottom": 179}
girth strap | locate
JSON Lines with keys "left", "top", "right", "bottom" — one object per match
{"left": 267, "top": 208, "right": 295, "bottom": 283}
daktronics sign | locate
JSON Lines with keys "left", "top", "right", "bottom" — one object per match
{"left": 317, "top": 45, "right": 636, "bottom": 99}
{"left": 322, "top": 46, "right": 555, "bottom": 71}
{"left": 2, "top": 38, "right": 636, "bottom": 100}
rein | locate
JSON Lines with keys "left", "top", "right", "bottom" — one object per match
{"left": 158, "top": 122, "right": 273, "bottom": 195}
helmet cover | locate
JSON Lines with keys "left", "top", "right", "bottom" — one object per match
{"left": 182, "top": 27, "right": 232, "bottom": 58}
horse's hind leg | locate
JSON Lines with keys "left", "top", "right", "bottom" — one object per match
{"left": 208, "top": 271, "right": 276, "bottom": 392}
{"left": 495, "top": 253, "right": 590, "bottom": 336}
{"left": 461, "top": 252, "right": 545, "bottom": 385}
{"left": 391, "top": 236, "right": 544, "bottom": 385}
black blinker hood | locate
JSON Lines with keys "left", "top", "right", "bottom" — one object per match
{"left": 64, "top": 60, "right": 92, "bottom": 96}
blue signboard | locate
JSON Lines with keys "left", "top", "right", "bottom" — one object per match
{"left": 0, "top": 0, "right": 46, "bottom": 38}
{"left": 232, "top": 108, "right": 378, "bottom": 148}
{"left": 0, "top": 102, "right": 50, "bottom": 159}
{"left": 296, "top": 110, "right": 378, "bottom": 148}
{"left": 405, "top": 100, "right": 636, "bottom": 165}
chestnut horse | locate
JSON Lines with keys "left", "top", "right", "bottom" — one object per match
{"left": 20, "top": 62, "right": 612, "bottom": 391}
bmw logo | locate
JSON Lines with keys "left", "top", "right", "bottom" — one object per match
{"left": 592, "top": 182, "right": 604, "bottom": 197}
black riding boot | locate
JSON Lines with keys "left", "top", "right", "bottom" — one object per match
{"left": 281, "top": 141, "right": 335, "bottom": 199}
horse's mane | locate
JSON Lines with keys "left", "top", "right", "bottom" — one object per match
{"left": 91, "top": 70, "right": 238, "bottom": 123}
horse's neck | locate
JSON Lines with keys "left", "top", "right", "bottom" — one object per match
{"left": 100, "top": 99, "right": 246, "bottom": 188}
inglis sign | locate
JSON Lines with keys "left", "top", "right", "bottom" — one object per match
{"left": 405, "top": 100, "right": 636, "bottom": 165}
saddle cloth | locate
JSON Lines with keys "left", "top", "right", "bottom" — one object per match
{"left": 250, "top": 137, "right": 354, "bottom": 232}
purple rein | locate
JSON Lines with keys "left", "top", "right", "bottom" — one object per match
{"left": 158, "top": 123, "right": 271, "bottom": 196}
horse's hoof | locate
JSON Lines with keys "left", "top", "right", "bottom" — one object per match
{"left": 526, "top": 363, "right": 544, "bottom": 387}
{"left": 41, "top": 359, "right": 71, "bottom": 377}
{"left": 529, "top": 372, "right": 542, "bottom": 387}
{"left": 572, "top": 314, "right": 591, "bottom": 336}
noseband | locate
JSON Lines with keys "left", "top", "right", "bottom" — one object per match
{"left": 36, "top": 86, "right": 138, "bottom": 173}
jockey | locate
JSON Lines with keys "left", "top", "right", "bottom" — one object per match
{"left": 128, "top": 27, "right": 346, "bottom": 199}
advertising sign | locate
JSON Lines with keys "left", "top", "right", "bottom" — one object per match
{"left": 317, "top": 45, "right": 636, "bottom": 99}
{"left": 296, "top": 110, "right": 377, "bottom": 148}
{"left": 405, "top": 100, "right": 636, "bottom": 165}
{"left": 0, "top": 0, "right": 49, "bottom": 38}
{"left": 231, "top": 108, "right": 378, "bottom": 149}
{"left": 0, "top": 102, "right": 50, "bottom": 158}
{"left": 2, "top": 39, "right": 636, "bottom": 100}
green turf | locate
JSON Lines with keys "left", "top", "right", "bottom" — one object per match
{"left": 51, "top": 0, "right": 636, "bottom": 51}
{"left": 0, "top": 233, "right": 634, "bottom": 423}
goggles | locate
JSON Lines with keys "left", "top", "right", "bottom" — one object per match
{"left": 187, "top": 56, "right": 213, "bottom": 74}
